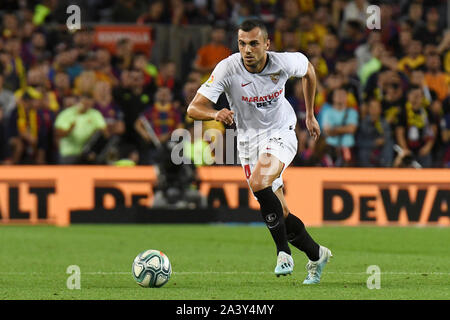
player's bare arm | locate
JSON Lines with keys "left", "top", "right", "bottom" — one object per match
{"left": 302, "top": 62, "right": 321, "bottom": 141}
{"left": 187, "top": 92, "right": 234, "bottom": 125}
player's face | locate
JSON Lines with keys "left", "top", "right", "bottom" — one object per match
{"left": 238, "top": 28, "right": 269, "bottom": 71}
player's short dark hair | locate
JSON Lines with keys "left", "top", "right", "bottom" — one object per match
{"left": 238, "top": 19, "right": 268, "bottom": 40}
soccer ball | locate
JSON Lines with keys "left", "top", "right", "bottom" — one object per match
{"left": 132, "top": 249, "right": 172, "bottom": 288}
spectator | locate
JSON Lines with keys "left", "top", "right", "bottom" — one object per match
{"left": 52, "top": 47, "right": 82, "bottom": 83}
{"left": 428, "top": 96, "right": 446, "bottom": 167}
{"left": 187, "top": 0, "right": 212, "bottom": 26}
{"left": 0, "top": 50, "right": 20, "bottom": 91}
{"left": 409, "top": 67, "right": 432, "bottom": 99}
{"left": 32, "top": 0, "right": 58, "bottom": 26}
{"left": 361, "top": 43, "right": 401, "bottom": 92}
{"left": 380, "top": 71, "right": 406, "bottom": 131}
{"left": 396, "top": 26, "right": 413, "bottom": 58}
{"left": 287, "top": 78, "right": 307, "bottom": 125}
{"left": 339, "top": 19, "right": 366, "bottom": 58}
{"left": 185, "top": 70, "right": 203, "bottom": 85}
{"left": 296, "top": 13, "right": 328, "bottom": 51}
{"left": 132, "top": 53, "right": 158, "bottom": 87}
{"left": 378, "top": 2, "right": 399, "bottom": 52}
{"left": 314, "top": 4, "right": 333, "bottom": 31}
{"left": 93, "top": 81, "right": 125, "bottom": 138}
{"left": 62, "top": 95, "right": 78, "bottom": 110}
{"left": 193, "top": 26, "right": 231, "bottom": 78}
{"left": 6, "top": 92, "right": 49, "bottom": 164}
{"left": 22, "top": 31, "right": 51, "bottom": 68}
{"left": 414, "top": 7, "right": 443, "bottom": 46}
{"left": 401, "top": 1, "right": 425, "bottom": 32}
{"left": 341, "top": 0, "right": 369, "bottom": 30}
{"left": 316, "top": 72, "right": 345, "bottom": 127}
{"left": 111, "top": 38, "right": 134, "bottom": 71}
{"left": 0, "top": 72, "right": 16, "bottom": 119}
{"left": 357, "top": 98, "right": 393, "bottom": 167}
{"left": 424, "top": 53, "right": 449, "bottom": 101}
{"left": 2, "top": 13, "right": 19, "bottom": 38}
{"left": 307, "top": 44, "right": 328, "bottom": 80}
{"left": 0, "top": 101, "right": 6, "bottom": 161}
{"left": 95, "top": 48, "right": 119, "bottom": 87}
{"left": 54, "top": 91, "right": 107, "bottom": 164}
{"left": 437, "top": 31, "right": 450, "bottom": 73}
{"left": 114, "top": 69, "right": 150, "bottom": 164}
{"left": 397, "top": 39, "right": 425, "bottom": 74}
{"left": 156, "top": 60, "right": 182, "bottom": 103}
{"left": 72, "top": 28, "right": 96, "bottom": 57}
{"left": 180, "top": 80, "right": 201, "bottom": 122}
{"left": 212, "top": 0, "right": 232, "bottom": 29}
{"left": 231, "top": 2, "right": 259, "bottom": 28}
{"left": 322, "top": 87, "right": 359, "bottom": 166}
{"left": 441, "top": 104, "right": 450, "bottom": 167}
{"left": 280, "top": 27, "right": 301, "bottom": 52}
{"left": 335, "top": 57, "right": 360, "bottom": 109}
{"left": 282, "top": 0, "right": 301, "bottom": 26}
{"left": 273, "top": 17, "right": 292, "bottom": 52}
{"left": 92, "top": 80, "right": 125, "bottom": 163}
{"left": 395, "top": 86, "right": 436, "bottom": 167}
{"left": 135, "top": 86, "right": 183, "bottom": 164}
{"left": 138, "top": 0, "right": 168, "bottom": 24}
{"left": 170, "top": 0, "right": 189, "bottom": 26}
{"left": 322, "top": 32, "right": 340, "bottom": 74}
{"left": 171, "top": 0, "right": 189, "bottom": 26}
{"left": 13, "top": 66, "right": 58, "bottom": 114}
{"left": 73, "top": 70, "right": 97, "bottom": 98}
{"left": 52, "top": 71, "right": 72, "bottom": 108}
{"left": 4, "top": 36, "right": 26, "bottom": 90}
{"left": 355, "top": 30, "right": 382, "bottom": 73}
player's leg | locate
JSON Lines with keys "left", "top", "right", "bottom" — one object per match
{"left": 249, "top": 153, "right": 293, "bottom": 276}
{"left": 273, "top": 182, "right": 332, "bottom": 284}
{"left": 274, "top": 187, "right": 333, "bottom": 284}
{"left": 273, "top": 187, "right": 320, "bottom": 261}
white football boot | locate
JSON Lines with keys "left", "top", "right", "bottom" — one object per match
{"left": 303, "top": 246, "right": 332, "bottom": 284}
{"left": 274, "top": 251, "right": 294, "bottom": 277}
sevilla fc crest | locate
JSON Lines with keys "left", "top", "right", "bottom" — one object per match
{"left": 269, "top": 72, "right": 280, "bottom": 84}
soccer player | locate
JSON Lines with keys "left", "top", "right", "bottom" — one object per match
{"left": 187, "top": 19, "right": 332, "bottom": 284}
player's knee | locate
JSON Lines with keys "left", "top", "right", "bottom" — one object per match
{"left": 249, "top": 176, "right": 270, "bottom": 193}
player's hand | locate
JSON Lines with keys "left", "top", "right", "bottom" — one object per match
{"left": 306, "top": 115, "right": 321, "bottom": 141}
{"left": 215, "top": 108, "right": 234, "bottom": 126}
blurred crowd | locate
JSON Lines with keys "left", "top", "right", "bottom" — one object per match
{"left": 0, "top": 0, "right": 449, "bottom": 169}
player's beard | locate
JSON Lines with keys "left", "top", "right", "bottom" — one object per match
{"left": 244, "top": 55, "right": 262, "bottom": 70}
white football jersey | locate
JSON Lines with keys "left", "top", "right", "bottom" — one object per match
{"left": 197, "top": 51, "right": 309, "bottom": 143}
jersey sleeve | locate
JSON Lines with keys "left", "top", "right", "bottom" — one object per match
{"left": 197, "top": 59, "right": 229, "bottom": 104}
{"left": 279, "top": 52, "right": 309, "bottom": 78}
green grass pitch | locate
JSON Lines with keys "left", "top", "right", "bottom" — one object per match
{"left": 0, "top": 224, "right": 449, "bottom": 300}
